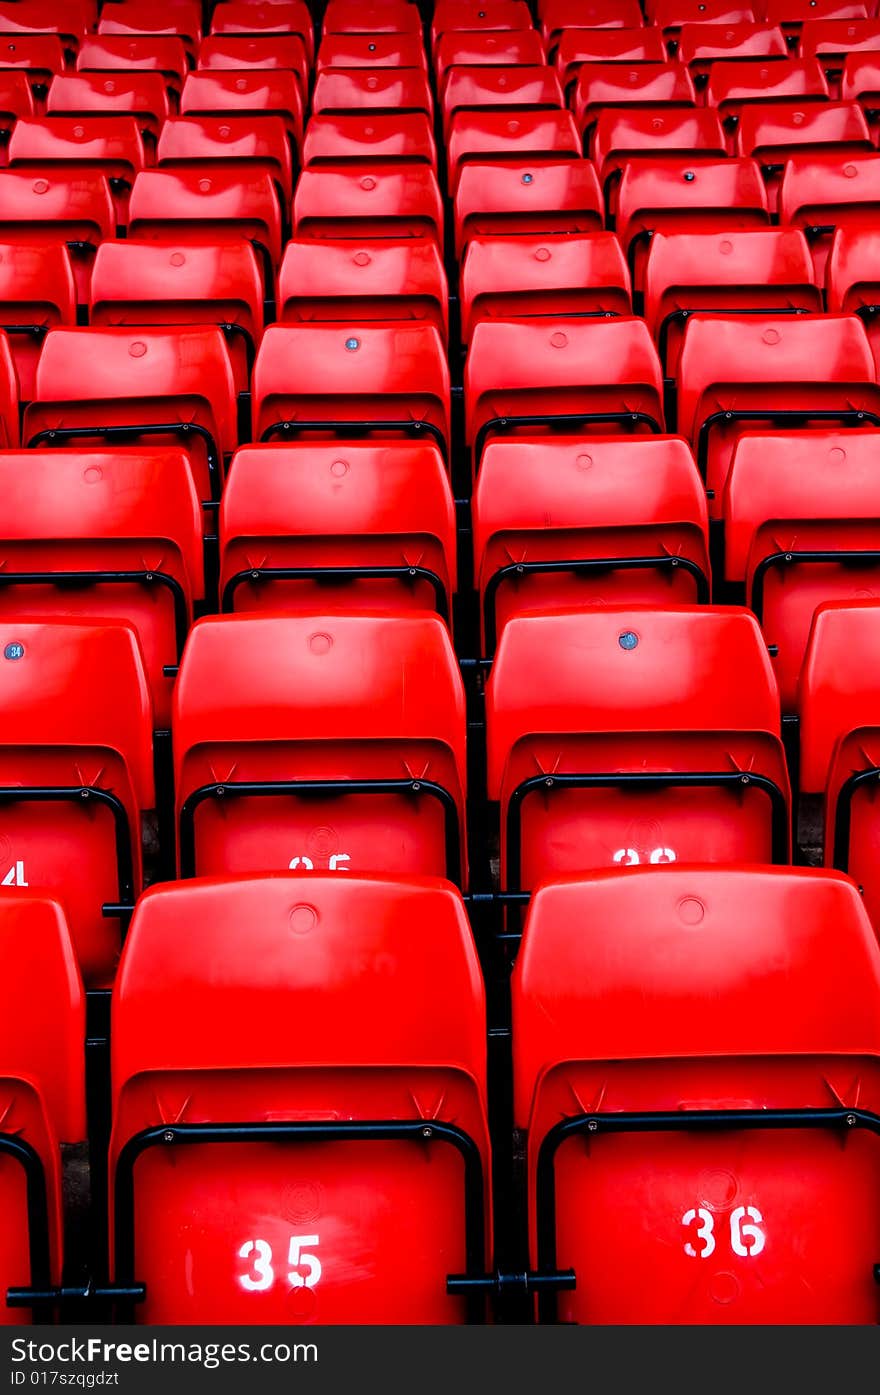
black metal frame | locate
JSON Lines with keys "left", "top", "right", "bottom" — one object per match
{"left": 474, "top": 410, "right": 662, "bottom": 473}
{"left": 504, "top": 770, "right": 790, "bottom": 895}
{"left": 832, "top": 765, "right": 880, "bottom": 879}
{"left": 533, "top": 1106, "right": 880, "bottom": 1323}
{"left": 0, "top": 785, "right": 136, "bottom": 921}
{"left": 28, "top": 422, "right": 222, "bottom": 504}
{"left": 696, "top": 408, "right": 880, "bottom": 492}
{"left": 259, "top": 418, "right": 448, "bottom": 458}
{"left": 0, "top": 1132, "right": 51, "bottom": 1316}
{"left": 751, "top": 550, "right": 880, "bottom": 627}
{"left": 221, "top": 563, "right": 448, "bottom": 619}
{"left": 0, "top": 569, "right": 189, "bottom": 661}
{"left": 483, "top": 555, "right": 710, "bottom": 657}
{"left": 112, "top": 1119, "right": 488, "bottom": 1324}
{"left": 178, "top": 777, "right": 462, "bottom": 883}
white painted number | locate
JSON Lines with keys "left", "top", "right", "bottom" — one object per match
{"left": 1, "top": 861, "right": 27, "bottom": 886}
{"left": 730, "top": 1205, "right": 766, "bottom": 1257}
{"left": 682, "top": 1206, "right": 766, "bottom": 1259}
{"left": 288, "top": 1235, "right": 322, "bottom": 1288}
{"left": 612, "top": 847, "right": 677, "bottom": 865}
{"left": 237, "top": 1239, "right": 274, "bottom": 1292}
{"left": 288, "top": 853, "right": 350, "bottom": 871}
{"left": 236, "top": 1236, "right": 322, "bottom": 1293}
{"left": 682, "top": 1207, "right": 715, "bottom": 1259}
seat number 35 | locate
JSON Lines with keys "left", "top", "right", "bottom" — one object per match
{"left": 237, "top": 1236, "right": 322, "bottom": 1292}
{"left": 682, "top": 1206, "right": 766, "bottom": 1259}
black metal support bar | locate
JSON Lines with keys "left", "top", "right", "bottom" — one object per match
{"left": 483, "top": 555, "right": 710, "bottom": 657}
{"left": 113, "top": 1119, "right": 488, "bottom": 1324}
{"left": 504, "top": 770, "right": 790, "bottom": 896}
{"left": 178, "top": 777, "right": 462, "bottom": 883}
{"left": 0, "top": 785, "right": 135, "bottom": 924}
{"left": 832, "top": 765, "right": 880, "bottom": 877}
{"left": 28, "top": 422, "right": 222, "bottom": 503}
{"left": 534, "top": 1105, "right": 880, "bottom": 1323}
{"left": 0, "top": 1133, "right": 52, "bottom": 1319}
{"left": 751, "top": 550, "right": 880, "bottom": 626}
{"left": 474, "top": 411, "right": 662, "bottom": 472}
{"left": 259, "top": 418, "right": 448, "bottom": 458}
{"left": 222, "top": 564, "right": 448, "bottom": 619}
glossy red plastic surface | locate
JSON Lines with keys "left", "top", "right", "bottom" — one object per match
{"left": 0, "top": 240, "right": 75, "bottom": 399}
{"left": 293, "top": 165, "right": 444, "bottom": 246}
{"left": 128, "top": 168, "right": 283, "bottom": 272}
{"left": 454, "top": 158, "right": 603, "bottom": 256}
{"left": 278, "top": 238, "right": 448, "bottom": 339}
{"left": 302, "top": 111, "right": 437, "bottom": 169}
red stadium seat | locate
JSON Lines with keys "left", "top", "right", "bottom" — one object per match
{"left": 24, "top": 326, "right": 237, "bottom": 505}
{"left": 0, "top": 71, "right": 34, "bottom": 135}
{"left": 0, "top": 241, "right": 75, "bottom": 400}
{"left": 323, "top": 0, "right": 423, "bottom": 33}
{"left": 173, "top": 613, "right": 467, "bottom": 882}
{"left": 251, "top": 322, "right": 450, "bottom": 458}
{"left": 704, "top": 55, "right": 830, "bottom": 122}
{"left": 512, "top": 867, "right": 880, "bottom": 1323}
{"left": 592, "top": 108, "right": 727, "bottom": 214}
{"left": 316, "top": 33, "right": 427, "bottom": 73}
{"left": 179, "top": 70, "right": 304, "bottom": 155}
{"left": 442, "top": 67, "right": 563, "bottom": 140}
{"left": 540, "top": 0, "right": 644, "bottom": 51}
{"left": 616, "top": 157, "right": 770, "bottom": 289}
{"left": 435, "top": 31, "right": 545, "bottom": 89}
{"left": 278, "top": 238, "right": 448, "bottom": 340}
{"left": 0, "top": 170, "right": 114, "bottom": 304}
{"left": 472, "top": 434, "right": 709, "bottom": 654}
{"left": 219, "top": 441, "right": 456, "bottom": 617}
{"left": 128, "top": 169, "right": 283, "bottom": 282}
{"left": 0, "top": 2, "right": 86, "bottom": 58}
{"left": 643, "top": 227, "right": 821, "bottom": 374}
{"left": 0, "top": 36, "right": 66, "bottom": 94}
{"left": 464, "top": 317, "right": 664, "bottom": 476}
{"left": 650, "top": 0, "right": 757, "bottom": 40}
{"left": 554, "top": 29, "right": 666, "bottom": 98}
{"left": 676, "top": 22, "right": 789, "bottom": 83}
{"left": 0, "top": 447, "right": 202, "bottom": 726}
{"left": 676, "top": 311, "right": 880, "bottom": 515}
{"left": 0, "top": 894, "right": 85, "bottom": 1326}
{"left": 779, "top": 150, "right": 880, "bottom": 278}
{"left": 198, "top": 36, "right": 309, "bottom": 97}
{"left": 109, "top": 875, "right": 490, "bottom": 1323}
{"left": 454, "top": 159, "right": 603, "bottom": 257}
{"left": 447, "top": 109, "right": 580, "bottom": 191}
{"left": 89, "top": 240, "right": 264, "bottom": 391}
{"left": 293, "top": 166, "right": 444, "bottom": 246}
{"left": 311, "top": 67, "right": 434, "bottom": 117}
{"left": 0, "top": 618, "right": 153, "bottom": 986}
{"left": 764, "top": 0, "right": 867, "bottom": 36}
{"left": 157, "top": 114, "right": 294, "bottom": 202}
{"left": 211, "top": 0, "right": 314, "bottom": 62}
{"left": 0, "top": 329, "right": 21, "bottom": 446}
{"left": 724, "top": 427, "right": 880, "bottom": 709}
{"left": 801, "top": 17, "right": 880, "bottom": 92}
{"left": 800, "top": 600, "right": 880, "bottom": 927}
{"left": 433, "top": 0, "right": 533, "bottom": 55}
{"left": 573, "top": 63, "right": 696, "bottom": 151}
{"left": 826, "top": 225, "right": 880, "bottom": 365}
{"left": 7, "top": 116, "right": 145, "bottom": 224}
{"left": 98, "top": 0, "right": 202, "bottom": 63}
{"left": 486, "top": 606, "right": 790, "bottom": 891}
{"left": 302, "top": 112, "right": 436, "bottom": 169}
{"left": 47, "top": 73, "right": 174, "bottom": 144}
{"left": 841, "top": 50, "right": 880, "bottom": 117}
{"left": 76, "top": 37, "right": 190, "bottom": 92}
{"left": 737, "top": 99, "right": 872, "bottom": 207}
{"left": 459, "top": 231, "right": 631, "bottom": 344}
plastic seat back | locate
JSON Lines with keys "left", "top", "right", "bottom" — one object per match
{"left": 435, "top": 30, "right": 544, "bottom": 88}
{"left": 779, "top": 150, "right": 880, "bottom": 278}
{"left": 738, "top": 99, "right": 872, "bottom": 208}
{"left": 473, "top": 434, "right": 709, "bottom": 654}
{"left": 454, "top": 159, "right": 603, "bottom": 257}
{"left": 677, "top": 311, "right": 880, "bottom": 512}
{"left": 47, "top": 73, "right": 174, "bottom": 143}
{"left": 157, "top": 114, "right": 293, "bottom": 203}
{"left": 311, "top": 67, "right": 433, "bottom": 117}
{"left": 317, "top": 32, "right": 427, "bottom": 73}
{"left": 464, "top": 316, "right": 664, "bottom": 474}
{"left": 0, "top": 618, "right": 154, "bottom": 986}
{"left": 278, "top": 238, "right": 447, "bottom": 340}
{"left": 0, "top": 241, "right": 75, "bottom": 399}
{"left": 179, "top": 70, "right": 304, "bottom": 154}
{"left": 302, "top": 111, "right": 437, "bottom": 169}
{"left": 7, "top": 115, "right": 144, "bottom": 223}
{"left": 447, "top": 109, "right": 580, "bottom": 191}
{"left": 323, "top": 0, "right": 423, "bottom": 33}
{"left": 704, "top": 55, "right": 830, "bottom": 120}
{"left": 676, "top": 21, "right": 788, "bottom": 84}
{"left": 24, "top": 325, "right": 238, "bottom": 506}
{"left": 592, "top": 108, "right": 728, "bottom": 216}
{"left": 644, "top": 227, "right": 821, "bottom": 374}
{"left": 0, "top": 170, "right": 114, "bottom": 305}
{"left": 110, "top": 873, "right": 489, "bottom": 1324}
{"left": 173, "top": 613, "right": 467, "bottom": 882}
{"left": 512, "top": 867, "right": 880, "bottom": 1323}
{"left": 219, "top": 441, "right": 456, "bottom": 619}
{"left": 76, "top": 37, "right": 190, "bottom": 90}
{"left": 442, "top": 66, "right": 563, "bottom": 140}
{"left": 573, "top": 63, "right": 697, "bottom": 150}
{"left": 555, "top": 29, "right": 666, "bottom": 97}
{"left": 252, "top": 322, "right": 450, "bottom": 458}
{"left": 0, "top": 36, "right": 66, "bottom": 90}
{"left": 0, "top": 894, "right": 85, "bottom": 1326}
{"left": 486, "top": 606, "right": 789, "bottom": 890}
{"left": 826, "top": 224, "right": 880, "bottom": 366}
{"left": 293, "top": 165, "right": 443, "bottom": 247}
